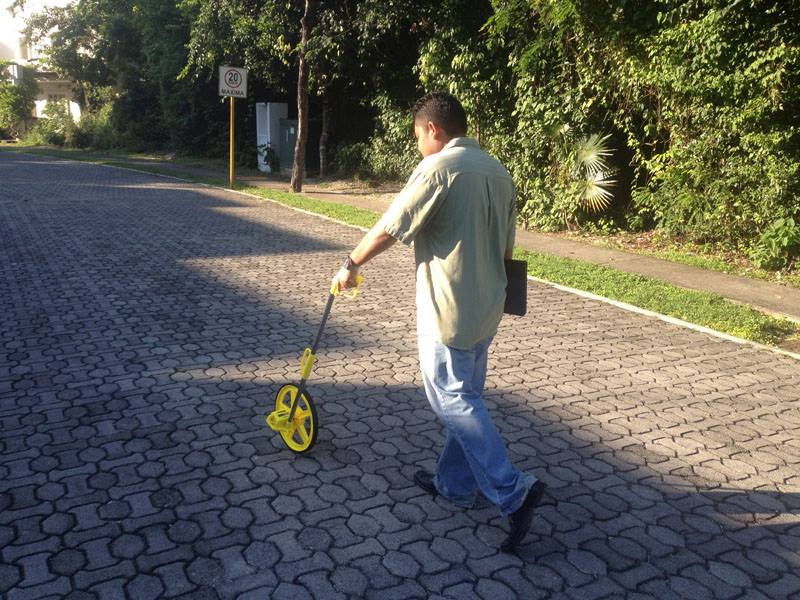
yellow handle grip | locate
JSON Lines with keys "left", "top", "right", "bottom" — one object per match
{"left": 331, "top": 274, "right": 364, "bottom": 298}
{"left": 300, "top": 347, "right": 316, "bottom": 379}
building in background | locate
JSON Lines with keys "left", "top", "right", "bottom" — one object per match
{"left": 1, "top": 1, "right": 81, "bottom": 122}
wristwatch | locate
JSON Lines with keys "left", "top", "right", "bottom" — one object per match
{"left": 343, "top": 256, "right": 360, "bottom": 270}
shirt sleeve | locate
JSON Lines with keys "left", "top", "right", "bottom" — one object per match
{"left": 506, "top": 186, "right": 517, "bottom": 253}
{"left": 379, "top": 169, "right": 448, "bottom": 245}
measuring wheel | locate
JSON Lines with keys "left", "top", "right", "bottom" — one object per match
{"left": 267, "top": 383, "right": 318, "bottom": 453}
{"left": 265, "top": 274, "right": 362, "bottom": 454}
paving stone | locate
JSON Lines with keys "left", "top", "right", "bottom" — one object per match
{"left": 8, "top": 577, "right": 72, "bottom": 600}
{"left": 48, "top": 549, "right": 87, "bottom": 577}
{"left": 539, "top": 553, "right": 594, "bottom": 588}
{"left": 166, "top": 519, "right": 202, "bottom": 544}
{"left": 708, "top": 560, "right": 752, "bottom": 588}
{"left": 297, "top": 570, "right": 346, "bottom": 600}
{"left": 41, "top": 512, "right": 76, "bottom": 536}
{"left": 109, "top": 533, "right": 146, "bottom": 560}
{"left": 243, "top": 540, "right": 280, "bottom": 569}
{"left": 566, "top": 577, "right": 626, "bottom": 600}
{"left": 351, "top": 554, "right": 402, "bottom": 589}
{"left": 124, "top": 574, "right": 164, "bottom": 600}
{"left": 440, "top": 581, "right": 481, "bottom": 600}
{"left": 346, "top": 513, "right": 382, "bottom": 537}
{"left": 271, "top": 495, "right": 303, "bottom": 517}
{"left": 475, "top": 578, "right": 516, "bottom": 599}
{"left": 186, "top": 557, "right": 224, "bottom": 587}
{"left": 566, "top": 548, "right": 608, "bottom": 576}
{"left": 0, "top": 563, "right": 23, "bottom": 593}
{"left": 150, "top": 488, "right": 182, "bottom": 509}
{"left": 430, "top": 537, "right": 468, "bottom": 564}
{"left": 18, "top": 552, "right": 56, "bottom": 586}
{"left": 63, "top": 591, "right": 97, "bottom": 600}
{"left": 720, "top": 548, "right": 782, "bottom": 584}
{"left": 667, "top": 574, "right": 715, "bottom": 600}
{"left": 297, "top": 526, "right": 333, "bottom": 552}
{"left": 402, "top": 540, "right": 450, "bottom": 574}
{"left": 271, "top": 582, "right": 312, "bottom": 600}
{"left": 760, "top": 573, "right": 800, "bottom": 598}
{"left": 368, "top": 581, "right": 428, "bottom": 600}
{"left": 521, "top": 563, "right": 564, "bottom": 592}
{"left": 221, "top": 506, "right": 255, "bottom": 529}
{"left": 330, "top": 565, "right": 369, "bottom": 597}
{"left": 382, "top": 549, "right": 421, "bottom": 578}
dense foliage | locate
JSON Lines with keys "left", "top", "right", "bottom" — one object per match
{"left": 474, "top": 0, "right": 798, "bottom": 253}
{"left": 20, "top": 0, "right": 232, "bottom": 153}
{"left": 0, "top": 63, "right": 38, "bottom": 137}
{"left": 15, "top": 0, "right": 800, "bottom": 261}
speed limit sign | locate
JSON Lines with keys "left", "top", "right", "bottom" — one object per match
{"left": 219, "top": 66, "right": 248, "bottom": 98}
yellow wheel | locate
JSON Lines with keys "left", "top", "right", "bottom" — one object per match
{"left": 272, "top": 384, "right": 318, "bottom": 453}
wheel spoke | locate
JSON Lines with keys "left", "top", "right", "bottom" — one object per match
{"left": 278, "top": 387, "right": 296, "bottom": 410}
{"left": 297, "top": 424, "right": 310, "bottom": 444}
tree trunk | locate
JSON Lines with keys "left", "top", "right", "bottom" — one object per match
{"left": 291, "top": 0, "right": 316, "bottom": 193}
{"left": 318, "top": 92, "right": 330, "bottom": 179}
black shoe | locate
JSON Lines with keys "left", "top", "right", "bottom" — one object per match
{"left": 413, "top": 470, "right": 438, "bottom": 497}
{"left": 501, "top": 481, "right": 546, "bottom": 552}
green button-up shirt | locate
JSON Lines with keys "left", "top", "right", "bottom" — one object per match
{"left": 379, "top": 137, "right": 516, "bottom": 349}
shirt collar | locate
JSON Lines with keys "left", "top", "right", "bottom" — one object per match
{"left": 443, "top": 137, "right": 480, "bottom": 150}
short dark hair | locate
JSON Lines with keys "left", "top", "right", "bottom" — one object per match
{"left": 412, "top": 92, "right": 468, "bottom": 137}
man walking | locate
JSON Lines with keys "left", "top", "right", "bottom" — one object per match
{"left": 332, "top": 92, "right": 544, "bottom": 551}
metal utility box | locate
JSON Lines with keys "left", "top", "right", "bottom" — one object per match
{"left": 279, "top": 118, "right": 298, "bottom": 172}
{"left": 255, "top": 102, "right": 287, "bottom": 172}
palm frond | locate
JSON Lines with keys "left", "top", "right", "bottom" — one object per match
{"left": 579, "top": 170, "right": 616, "bottom": 213}
{"left": 575, "top": 133, "right": 613, "bottom": 176}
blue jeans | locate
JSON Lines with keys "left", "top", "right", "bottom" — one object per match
{"left": 418, "top": 334, "right": 536, "bottom": 516}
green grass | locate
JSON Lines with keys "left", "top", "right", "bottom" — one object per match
{"left": 514, "top": 248, "right": 798, "bottom": 346}
{"left": 655, "top": 248, "right": 735, "bottom": 273}
{"left": 637, "top": 246, "right": 800, "bottom": 288}
{"left": 240, "top": 186, "right": 380, "bottom": 230}
{"left": 4, "top": 145, "right": 798, "bottom": 347}
{"left": 584, "top": 235, "right": 800, "bottom": 290}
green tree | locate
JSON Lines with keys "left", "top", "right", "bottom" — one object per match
{"left": 0, "top": 63, "right": 38, "bottom": 137}
{"left": 416, "top": 0, "right": 511, "bottom": 145}
{"left": 19, "top": 0, "right": 233, "bottom": 153}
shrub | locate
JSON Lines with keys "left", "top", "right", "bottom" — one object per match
{"left": 74, "top": 104, "right": 116, "bottom": 149}
{"left": 328, "top": 97, "right": 418, "bottom": 182}
{"left": 25, "top": 101, "right": 74, "bottom": 146}
{"left": 749, "top": 217, "right": 800, "bottom": 271}
{"left": 0, "top": 64, "right": 38, "bottom": 138}
{"left": 329, "top": 142, "right": 369, "bottom": 178}
{"left": 363, "top": 95, "right": 418, "bottom": 181}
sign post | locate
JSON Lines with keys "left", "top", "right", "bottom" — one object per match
{"left": 229, "top": 96, "right": 235, "bottom": 187}
{"left": 219, "top": 66, "right": 248, "bottom": 189}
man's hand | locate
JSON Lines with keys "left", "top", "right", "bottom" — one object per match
{"left": 333, "top": 264, "right": 360, "bottom": 292}
{"left": 332, "top": 224, "right": 397, "bottom": 294}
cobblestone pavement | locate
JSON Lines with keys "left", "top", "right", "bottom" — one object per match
{"left": 1, "top": 152, "right": 799, "bottom": 600}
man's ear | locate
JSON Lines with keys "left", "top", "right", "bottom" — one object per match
{"left": 427, "top": 120, "right": 445, "bottom": 140}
